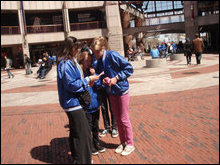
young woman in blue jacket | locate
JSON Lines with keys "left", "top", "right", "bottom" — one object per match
{"left": 78, "top": 49, "right": 106, "bottom": 156}
{"left": 57, "top": 36, "right": 99, "bottom": 164}
{"left": 91, "top": 36, "right": 135, "bottom": 156}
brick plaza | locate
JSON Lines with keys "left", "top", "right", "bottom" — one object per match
{"left": 1, "top": 54, "right": 219, "bottom": 164}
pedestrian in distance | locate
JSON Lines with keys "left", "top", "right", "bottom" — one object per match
{"left": 39, "top": 52, "right": 52, "bottom": 79}
{"left": 78, "top": 49, "right": 106, "bottom": 156}
{"left": 24, "top": 54, "right": 33, "bottom": 75}
{"left": 4, "top": 55, "right": 14, "bottom": 79}
{"left": 192, "top": 33, "right": 204, "bottom": 64}
{"left": 91, "top": 36, "right": 135, "bottom": 156}
{"left": 57, "top": 36, "right": 99, "bottom": 164}
{"left": 183, "top": 38, "right": 193, "bottom": 65}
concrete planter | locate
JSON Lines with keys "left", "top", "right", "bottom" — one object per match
{"left": 170, "top": 54, "right": 184, "bottom": 61}
{"left": 145, "top": 58, "right": 167, "bottom": 68}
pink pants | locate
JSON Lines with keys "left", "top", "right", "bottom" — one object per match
{"left": 109, "top": 93, "right": 134, "bottom": 146}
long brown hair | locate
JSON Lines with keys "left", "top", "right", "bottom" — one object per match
{"left": 57, "top": 36, "right": 80, "bottom": 65}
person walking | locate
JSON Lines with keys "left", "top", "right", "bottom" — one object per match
{"left": 24, "top": 54, "right": 33, "bottom": 75}
{"left": 183, "top": 38, "right": 193, "bottom": 65}
{"left": 91, "top": 36, "right": 135, "bottom": 156}
{"left": 4, "top": 55, "right": 14, "bottom": 79}
{"left": 192, "top": 33, "right": 204, "bottom": 64}
{"left": 57, "top": 36, "right": 99, "bottom": 164}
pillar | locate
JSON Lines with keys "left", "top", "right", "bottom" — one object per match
{"left": 135, "top": 17, "right": 144, "bottom": 46}
{"left": 18, "top": 1, "right": 30, "bottom": 58}
{"left": 105, "top": 1, "right": 124, "bottom": 56}
{"left": 62, "top": 1, "right": 70, "bottom": 38}
{"left": 184, "top": 1, "right": 199, "bottom": 41}
{"left": 122, "top": 11, "right": 132, "bottom": 55}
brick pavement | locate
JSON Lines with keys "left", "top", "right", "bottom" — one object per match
{"left": 1, "top": 54, "right": 219, "bottom": 164}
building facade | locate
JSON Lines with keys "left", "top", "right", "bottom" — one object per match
{"left": 1, "top": 1, "right": 125, "bottom": 69}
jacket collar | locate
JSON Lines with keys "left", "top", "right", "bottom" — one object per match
{"left": 102, "top": 50, "right": 107, "bottom": 68}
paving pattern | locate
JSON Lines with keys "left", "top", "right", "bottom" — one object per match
{"left": 1, "top": 54, "right": 219, "bottom": 164}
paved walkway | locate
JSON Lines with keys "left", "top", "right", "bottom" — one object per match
{"left": 1, "top": 54, "right": 219, "bottom": 164}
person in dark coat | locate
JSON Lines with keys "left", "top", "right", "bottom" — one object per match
{"left": 24, "top": 54, "right": 33, "bottom": 75}
{"left": 183, "top": 38, "right": 193, "bottom": 65}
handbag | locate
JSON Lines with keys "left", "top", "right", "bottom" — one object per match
{"left": 76, "top": 89, "right": 91, "bottom": 109}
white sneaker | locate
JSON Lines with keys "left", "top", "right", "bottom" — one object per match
{"left": 111, "top": 129, "right": 118, "bottom": 138}
{"left": 99, "top": 129, "right": 108, "bottom": 137}
{"left": 115, "top": 144, "right": 124, "bottom": 154}
{"left": 121, "top": 145, "right": 135, "bottom": 156}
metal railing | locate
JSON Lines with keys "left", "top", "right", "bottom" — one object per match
{"left": 70, "top": 21, "right": 106, "bottom": 31}
{"left": 1, "top": 21, "right": 106, "bottom": 35}
{"left": 26, "top": 24, "right": 64, "bottom": 33}
{"left": 1, "top": 26, "right": 20, "bottom": 35}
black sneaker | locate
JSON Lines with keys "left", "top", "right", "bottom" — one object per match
{"left": 92, "top": 147, "right": 98, "bottom": 155}
{"left": 95, "top": 143, "right": 106, "bottom": 153}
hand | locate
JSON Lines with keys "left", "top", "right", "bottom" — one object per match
{"left": 109, "top": 77, "right": 117, "bottom": 86}
{"left": 89, "top": 81, "right": 94, "bottom": 87}
{"left": 90, "top": 68, "right": 95, "bottom": 75}
{"left": 89, "top": 75, "right": 99, "bottom": 82}
{"left": 103, "top": 77, "right": 111, "bottom": 86}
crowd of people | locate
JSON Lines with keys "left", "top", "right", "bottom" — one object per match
{"left": 148, "top": 34, "right": 204, "bottom": 65}
{"left": 151, "top": 41, "right": 177, "bottom": 59}
{"left": 127, "top": 44, "right": 145, "bottom": 61}
{"left": 2, "top": 50, "right": 56, "bottom": 79}
{"left": 57, "top": 36, "right": 135, "bottom": 164}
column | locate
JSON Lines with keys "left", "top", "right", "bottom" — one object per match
{"left": 62, "top": 1, "right": 70, "bottom": 38}
{"left": 184, "top": 1, "right": 199, "bottom": 41}
{"left": 135, "top": 17, "right": 144, "bottom": 47}
{"left": 18, "top": 1, "right": 30, "bottom": 58}
{"left": 122, "top": 11, "right": 132, "bottom": 55}
{"left": 105, "top": 1, "right": 124, "bottom": 56}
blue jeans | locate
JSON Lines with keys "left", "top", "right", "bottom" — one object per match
{"left": 195, "top": 52, "right": 202, "bottom": 64}
{"left": 6, "top": 69, "right": 14, "bottom": 78}
{"left": 40, "top": 68, "right": 47, "bottom": 78}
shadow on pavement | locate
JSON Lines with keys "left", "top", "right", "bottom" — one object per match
{"left": 30, "top": 137, "right": 74, "bottom": 164}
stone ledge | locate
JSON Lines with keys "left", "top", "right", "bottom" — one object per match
{"left": 170, "top": 54, "right": 185, "bottom": 61}
{"left": 145, "top": 58, "right": 167, "bottom": 68}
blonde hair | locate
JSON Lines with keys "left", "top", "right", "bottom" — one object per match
{"left": 91, "top": 36, "right": 109, "bottom": 51}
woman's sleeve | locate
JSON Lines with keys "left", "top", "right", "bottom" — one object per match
{"left": 110, "top": 51, "right": 134, "bottom": 80}
{"left": 63, "top": 62, "right": 89, "bottom": 93}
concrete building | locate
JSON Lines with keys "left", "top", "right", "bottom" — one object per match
{"left": 1, "top": 1, "right": 219, "bottom": 69}
{"left": 1, "top": 1, "right": 125, "bottom": 69}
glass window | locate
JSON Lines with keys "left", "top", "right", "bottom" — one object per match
{"left": 174, "top": 1, "right": 183, "bottom": 9}
{"left": 175, "top": 10, "right": 183, "bottom": 15}
{"left": 150, "top": 18, "right": 159, "bottom": 25}
{"left": 156, "top": 1, "right": 173, "bottom": 11}
{"left": 147, "top": 14, "right": 156, "bottom": 18}
{"left": 160, "top": 17, "right": 169, "bottom": 24}
{"left": 147, "top": 1, "right": 155, "bottom": 12}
